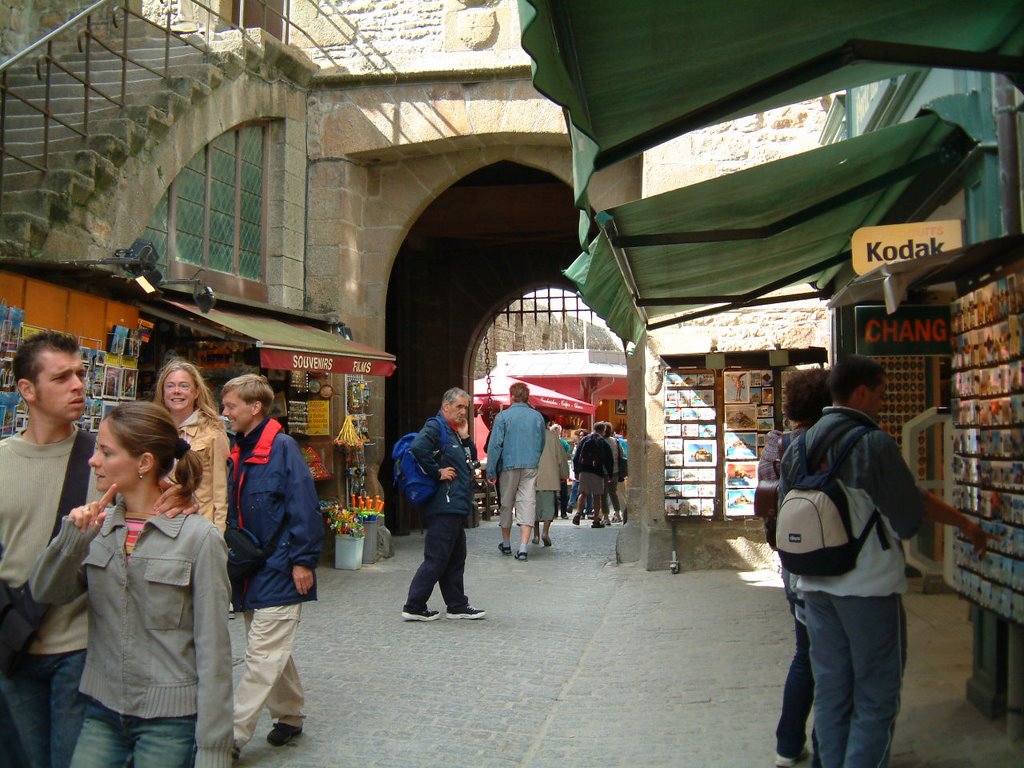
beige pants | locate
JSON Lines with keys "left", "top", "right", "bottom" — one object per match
{"left": 233, "top": 603, "right": 305, "bottom": 747}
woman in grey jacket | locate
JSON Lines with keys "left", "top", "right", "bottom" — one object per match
{"left": 31, "top": 402, "right": 233, "bottom": 768}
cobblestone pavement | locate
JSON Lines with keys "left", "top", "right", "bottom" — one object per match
{"left": 230, "top": 519, "right": 1023, "bottom": 767}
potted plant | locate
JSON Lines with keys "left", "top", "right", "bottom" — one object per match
{"left": 323, "top": 504, "right": 364, "bottom": 570}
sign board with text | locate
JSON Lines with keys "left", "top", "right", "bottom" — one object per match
{"left": 854, "top": 305, "right": 951, "bottom": 356}
{"left": 851, "top": 220, "right": 963, "bottom": 275}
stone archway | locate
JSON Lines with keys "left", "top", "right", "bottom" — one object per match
{"left": 380, "top": 159, "right": 580, "bottom": 534}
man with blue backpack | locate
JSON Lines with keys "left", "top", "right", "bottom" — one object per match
{"left": 400, "top": 387, "right": 486, "bottom": 622}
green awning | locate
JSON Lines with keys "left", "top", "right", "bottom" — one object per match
{"left": 565, "top": 113, "right": 974, "bottom": 344}
{"left": 518, "top": 0, "right": 1024, "bottom": 209}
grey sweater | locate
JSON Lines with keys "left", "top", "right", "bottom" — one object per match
{"left": 30, "top": 503, "right": 234, "bottom": 768}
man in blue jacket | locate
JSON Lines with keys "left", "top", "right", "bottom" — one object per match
{"left": 221, "top": 374, "right": 323, "bottom": 760}
{"left": 485, "top": 382, "right": 546, "bottom": 560}
{"left": 401, "top": 387, "right": 485, "bottom": 621}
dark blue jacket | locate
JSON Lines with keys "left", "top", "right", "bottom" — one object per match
{"left": 409, "top": 413, "right": 477, "bottom": 517}
{"left": 227, "top": 418, "right": 323, "bottom": 610}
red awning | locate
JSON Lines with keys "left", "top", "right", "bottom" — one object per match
{"left": 144, "top": 300, "right": 397, "bottom": 376}
{"left": 473, "top": 375, "right": 595, "bottom": 415}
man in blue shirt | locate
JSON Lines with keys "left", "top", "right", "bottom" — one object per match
{"left": 485, "top": 382, "right": 545, "bottom": 561}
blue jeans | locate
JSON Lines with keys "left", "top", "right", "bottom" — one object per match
{"left": 71, "top": 698, "right": 196, "bottom": 768}
{"left": 803, "top": 592, "right": 906, "bottom": 768}
{"left": 0, "top": 649, "right": 86, "bottom": 768}
{"left": 404, "top": 514, "right": 470, "bottom": 613}
{"left": 0, "top": 688, "right": 29, "bottom": 768}
{"left": 776, "top": 609, "right": 820, "bottom": 765}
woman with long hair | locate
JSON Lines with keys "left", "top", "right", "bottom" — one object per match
{"left": 30, "top": 401, "right": 233, "bottom": 767}
{"left": 155, "top": 358, "right": 230, "bottom": 532}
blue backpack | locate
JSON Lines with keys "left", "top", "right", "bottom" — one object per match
{"left": 392, "top": 416, "right": 448, "bottom": 506}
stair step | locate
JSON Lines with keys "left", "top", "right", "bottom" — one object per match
{"left": 0, "top": 211, "right": 50, "bottom": 250}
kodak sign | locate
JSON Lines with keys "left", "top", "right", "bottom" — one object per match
{"left": 854, "top": 305, "right": 951, "bottom": 357}
{"left": 851, "top": 220, "right": 963, "bottom": 276}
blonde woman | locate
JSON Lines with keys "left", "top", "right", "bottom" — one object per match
{"left": 155, "top": 359, "right": 230, "bottom": 532}
{"left": 30, "top": 402, "right": 233, "bottom": 767}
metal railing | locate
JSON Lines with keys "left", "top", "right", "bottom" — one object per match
{"left": 0, "top": 0, "right": 350, "bottom": 214}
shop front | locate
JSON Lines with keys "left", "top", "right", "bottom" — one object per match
{"left": 139, "top": 298, "right": 397, "bottom": 554}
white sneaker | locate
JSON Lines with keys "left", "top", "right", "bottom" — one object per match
{"left": 774, "top": 748, "right": 809, "bottom": 767}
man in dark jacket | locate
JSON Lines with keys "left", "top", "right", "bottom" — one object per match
{"left": 222, "top": 374, "right": 323, "bottom": 759}
{"left": 572, "top": 424, "right": 614, "bottom": 528}
{"left": 401, "top": 387, "right": 486, "bottom": 621}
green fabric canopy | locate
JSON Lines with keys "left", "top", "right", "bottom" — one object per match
{"left": 518, "top": 0, "right": 1024, "bottom": 209}
{"left": 565, "top": 113, "right": 973, "bottom": 344}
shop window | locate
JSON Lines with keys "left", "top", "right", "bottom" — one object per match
{"left": 145, "top": 123, "right": 266, "bottom": 286}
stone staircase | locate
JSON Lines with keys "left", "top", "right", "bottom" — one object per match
{"left": 0, "top": 15, "right": 266, "bottom": 260}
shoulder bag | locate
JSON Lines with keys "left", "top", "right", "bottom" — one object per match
{"left": 0, "top": 430, "right": 94, "bottom": 675}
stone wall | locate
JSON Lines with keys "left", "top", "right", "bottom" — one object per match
{"left": 292, "top": 0, "right": 529, "bottom": 74}
{"left": 643, "top": 97, "right": 833, "bottom": 194}
{"left": 0, "top": 0, "right": 82, "bottom": 58}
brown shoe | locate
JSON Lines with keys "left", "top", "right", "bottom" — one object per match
{"left": 542, "top": 534, "right": 552, "bottom": 547}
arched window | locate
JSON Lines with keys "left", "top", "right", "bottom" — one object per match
{"left": 145, "top": 123, "right": 266, "bottom": 295}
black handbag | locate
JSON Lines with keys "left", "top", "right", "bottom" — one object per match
{"left": 0, "top": 430, "right": 94, "bottom": 676}
{"left": 225, "top": 525, "right": 269, "bottom": 582}
{"left": 225, "top": 516, "right": 287, "bottom": 583}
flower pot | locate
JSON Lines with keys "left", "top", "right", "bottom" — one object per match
{"left": 334, "top": 535, "right": 364, "bottom": 570}
{"left": 361, "top": 517, "right": 378, "bottom": 564}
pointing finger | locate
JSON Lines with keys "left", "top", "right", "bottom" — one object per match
{"left": 97, "top": 483, "right": 118, "bottom": 511}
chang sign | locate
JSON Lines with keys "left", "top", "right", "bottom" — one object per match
{"left": 851, "top": 220, "right": 963, "bottom": 276}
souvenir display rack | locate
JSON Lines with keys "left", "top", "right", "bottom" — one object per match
{"left": 663, "top": 368, "right": 778, "bottom": 518}
{"left": 950, "top": 267, "right": 1024, "bottom": 625}
{"left": 1, "top": 301, "right": 145, "bottom": 438}
{"left": 287, "top": 369, "right": 335, "bottom": 482}
{"left": 334, "top": 376, "right": 372, "bottom": 499}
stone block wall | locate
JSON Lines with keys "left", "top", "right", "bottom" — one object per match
{"left": 292, "top": 0, "right": 529, "bottom": 74}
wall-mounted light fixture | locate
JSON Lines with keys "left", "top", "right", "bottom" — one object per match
{"left": 160, "top": 268, "right": 217, "bottom": 314}
{"left": 331, "top": 321, "right": 353, "bottom": 340}
{"left": 63, "top": 239, "right": 216, "bottom": 313}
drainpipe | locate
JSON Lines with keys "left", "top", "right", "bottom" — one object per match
{"left": 995, "top": 74, "right": 1022, "bottom": 236}
{"left": 994, "top": 73, "right": 1023, "bottom": 742}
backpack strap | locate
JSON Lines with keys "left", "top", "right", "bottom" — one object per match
{"left": 810, "top": 422, "right": 892, "bottom": 553}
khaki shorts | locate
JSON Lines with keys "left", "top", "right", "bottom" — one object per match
{"left": 498, "top": 467, "right": 538, "bottom": 527}
{"left": 578, "top": 471, "right": 604, "bottom": 497}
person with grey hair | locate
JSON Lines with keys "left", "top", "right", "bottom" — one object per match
{"left": 402, "top": 388, "right": 485, "bottom": 621}
{"left": 221, "top": 374, "right": 323, "bottom": 760}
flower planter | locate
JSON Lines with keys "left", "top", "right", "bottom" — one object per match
{"left": 360, "top": 517, "right": 378, "bottom": 564}
{"left": 334, "top": 535, "right": 364, "bottom": 570}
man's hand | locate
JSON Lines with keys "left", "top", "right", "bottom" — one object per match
{"left": 963, "top": 518, "right": 998, "bottom": 556}
{"left": 293, "top": 565, "right": 314, "bottom": 595}
{"left": 439, "top": 467, "right": 456, "bottom": 481}
{"left": 154, "top": 479, "right": 199, "bottom": 518}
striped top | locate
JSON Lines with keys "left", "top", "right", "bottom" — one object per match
{"left": 124, "top": 512, "right": 149, "bottom": 555}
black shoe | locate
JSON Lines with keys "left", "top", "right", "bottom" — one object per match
{"left": 515, "top": 551, "right": 528, "bottom": 561}
{"left": 560, "top": 513, "right": 568, "bottom": 519}
{"left": 231, "top": 745, "right": 240, "bottom": 762}
{"left": 571, "top": 514, "right": 581, "bottom": 526}
{"left": 447, "top": 606, "right": 486, "bottom": 620}
{"left": 267, "top": 722, "right": 303, "bottom": 747}
{"left": 591, "top": 521, "right": 605, "bottom": 528}
{"left": 498, "top": 542, "right": 512, "bottom": 556}
{"left": 401, "top": 608, "right": 441, "bottom": 621}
